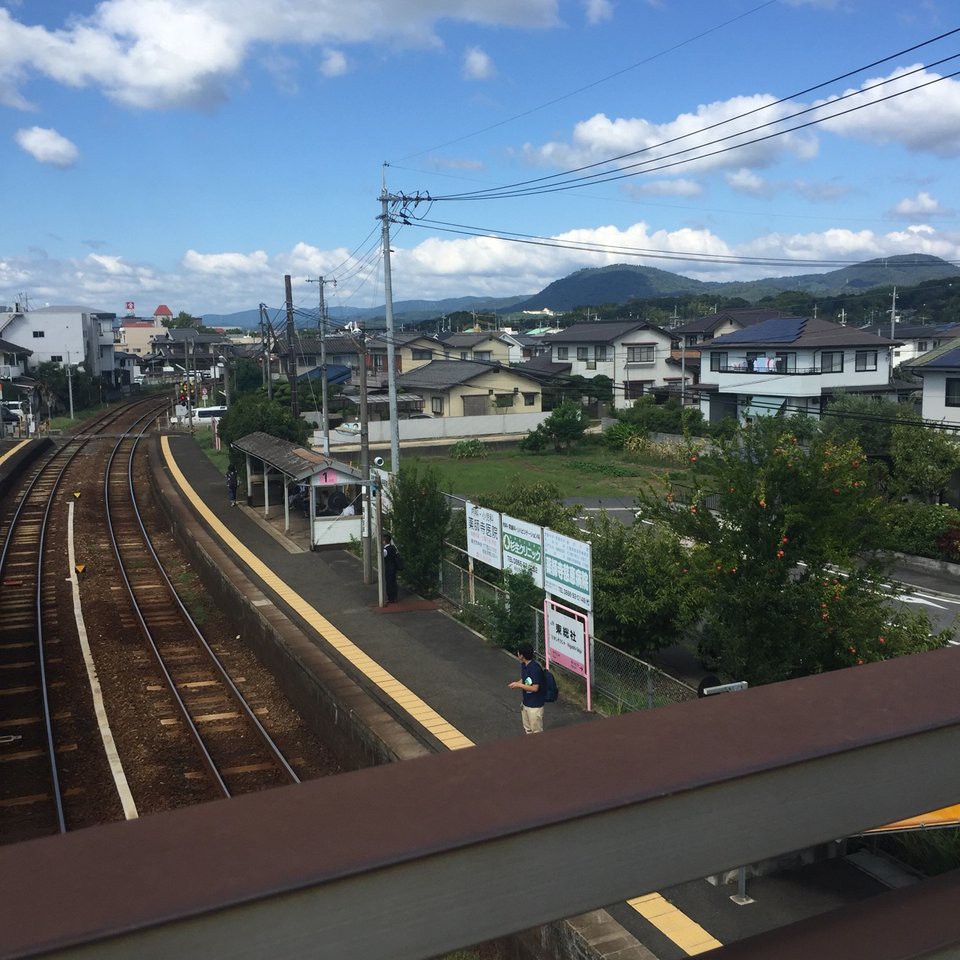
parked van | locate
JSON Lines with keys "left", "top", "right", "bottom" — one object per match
{"left": 1, "top": 400, "right": 27, "bottom": 419}
{"left": 171, "top": 404, "right": 227, "bottom": 425}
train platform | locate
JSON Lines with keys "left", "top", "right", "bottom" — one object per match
{"left": 158, "top": 433, "right": 589, "bottom": 750}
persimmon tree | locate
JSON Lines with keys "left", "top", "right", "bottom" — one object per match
{"left": 637, "top": 416, "right": 949, "bottom": 685}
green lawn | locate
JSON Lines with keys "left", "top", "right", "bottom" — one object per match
{"left": 405, "top": 442, "right": 690, "bottom": 501}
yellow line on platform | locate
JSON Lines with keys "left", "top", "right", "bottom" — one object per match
{"left": 160, "top": 436, "right": 474, "bottom": 752}
{"left": 627, "top": 892, "right": 723, "bottom": 955}
{"left": 0, "top": 439, "right": 31, "bottom": 469}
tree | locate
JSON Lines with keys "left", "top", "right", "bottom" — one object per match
{"left": 540, "top": 399, "right": 588, "bottom": 452}
{"left": 638, "top": 416, "right": 949, "bottom": 685}
{"left": 234, "top": 357, "right": 264, "bottom": 395}
{"left": 586, "top": 512, "right": 702, "bottom": 659}
{"left": 218, "top": 394, "right": 308, "bottom": 464}
{"left": 820, "top": 394, "right": 901, "bottom": 458}
{"left": 890, "top": 417, "right": 960, "bottom": 503}
{"left": 477, "top": 479, "right": 581, "bottom": 536}
{"left": 387, "top": 462, "right": 451, "bottom": 596}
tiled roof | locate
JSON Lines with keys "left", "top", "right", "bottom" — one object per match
{"left": 672, "top": 309, "right": 788, "bottom": 336}
{"left": 397, "top": 359, "right": 540, "bottom": 391}
{"left": 905, "top": 341, "right": 960, "bottom": 371}
{"left": 548, "top": 321, "right": 663, "bottom": 344}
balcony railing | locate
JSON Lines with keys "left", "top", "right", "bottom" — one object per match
{"left": 713, "top": 363, "right": 839, "bottom": 376}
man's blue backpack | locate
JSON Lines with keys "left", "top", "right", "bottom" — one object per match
{"left": 542, "top": 668, "right": 559, "bottom": 703}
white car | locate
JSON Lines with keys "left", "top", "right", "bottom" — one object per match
{"left": 335, "top": 421, "right": 361, "bottom": 435}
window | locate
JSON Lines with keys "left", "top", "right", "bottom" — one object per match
{"left": 577, "top": 347, "right": 589, "bottom": 361}
{"left": 412, "top": 349, "right": 433, "bottom": 360}
{"left": 50, "top": 355, "right": 63, "bottom": 363}
{"left": 431, "top": 396, "right": 444, "bottom": 415}
{"left": 556, "top": 346, "right": 569, "bottom": 360}
{"left": 494, "top": 393, "right": 514, "bottom": 408}
{"left": 775, "top": 352, "right": 797, "bottom": 372}
{"left": 523, "top": 392, "right": 536, "bottom": 406}
{"left": 821, "top": 351, "right": 844, "bottom": 373}
{"left": 917, "top": 341, "right": 929, "bottom": 353}
{"left": 627, "top": 345, "right": 655, "bottom": 363}
{"left": 594, "top": 346, "right": 608, "bottom": 361}
{"left": 946, "top": 379, "right": 960, "bottom": 408}
{"left": 709, "top": 352, "right": 727, "bottom": 372}
{"left": 32, "top": 330, "right": 44, "bottom": 338}
{"left": 624, "top": 380, "right": 652, "bottom": 400}
{"left": 460, "top": 351, "right": 469, "bottom": 360}
{"left": 855, "top": 350, "right": 877, "bottom": 372}
{"left": 474, "top": 351, "right": 492, "bottom": 362}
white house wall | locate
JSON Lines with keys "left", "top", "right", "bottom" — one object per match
{"left": 920, "top": 371, "right": 960, "bottom": 425}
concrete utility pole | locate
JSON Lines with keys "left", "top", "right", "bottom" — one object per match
{"left": 259, "top": 304, "right": 269, "bottom": 391}
{"left": 307, "top": 276, "right": 336, "bottom": 454}
{"left": 355, "top": 329, "right": 372, "bottom": 584}
{"left": 65, "top": 351, "right": 74, "bottom": 420}
{"left": 380, "top": 166, "right": 400, "bottom": 472}
{"left": 285, "top": 274, "right": 299, "bottom": 418}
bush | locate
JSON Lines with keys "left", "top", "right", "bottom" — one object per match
{"left": 605, "top": 420, "right": 645, "bottom": 450}
{"left": 449, "top": 438, "right": 487, "bottom": 460}
{"left": 475, "top": 569, "right": 544, "bottom": 651}
{"left": 519, "top": 426, "right": 549, "bottom": 452}
{"left": 881, "top": 502, "right": 960, "bottom": 560}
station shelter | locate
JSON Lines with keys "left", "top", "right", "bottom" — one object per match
{"left": 232, "top": 431, "right": 366, "bottom": 548}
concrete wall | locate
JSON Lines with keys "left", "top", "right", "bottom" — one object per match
{"left": 322, "top": 410, "right": 549, "bottom": 448}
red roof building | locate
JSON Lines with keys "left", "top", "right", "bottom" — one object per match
{"left": 154, "top": 304, "right": 173, "bottom": 318}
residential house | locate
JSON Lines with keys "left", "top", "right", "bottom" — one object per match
{"left": 147, "top": 328, "right": 230, "bottom": 377}
{"left": 396, "top": 360, "right": 542, "bottom": 418}
{"left": 437, "top": 331, "right": 512, "bottom": 365}
{"left": 859, "top": 322, "right": 960, "bottom": 367}
{"left": 542, "top": 320, "right": 682, "bottom": 410}
{"left": 0, "top": 337, "right": 32, "bottom": 381}
{"left": 697, "top": 315, "right": 904, "bottom": 423}
{"left": 117, "top": 317, "right": 166, "bottom": 357}
{"left": 0, "top": 303, "right": 116, "bottom": 380}
{"left": 670, "top": 309, "right": 789, "bottom": 388}
{"left": 903, "top": 341, "right": 960, "bottom": 427}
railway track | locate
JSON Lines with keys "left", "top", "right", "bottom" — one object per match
{"left": 104, "top": 415, "right": 299, "bottom": 799}
{"left": 1, "top": 399, "right": 311, "bottom": 844}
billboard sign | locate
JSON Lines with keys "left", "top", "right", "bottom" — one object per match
{"left": 466, "top": 502, "right": 502, "bottom": 569}
{"left": 501, "top": 513, "right": 544, "bottom": 587}
{"left": 543, "top": 528, "right": 592, "bottom": 611}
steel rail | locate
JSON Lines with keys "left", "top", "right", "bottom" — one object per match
{"left": 0, "top": 398, "right": 167, "bottom": 835}
{"left": 103, "top": 417, "right": 300, "bottom": 796}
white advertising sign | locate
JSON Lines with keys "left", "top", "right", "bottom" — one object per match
{"left": 501, "top": 514, "right": 544, "bottom": 587}
{"left": 545, "top": 604, "right": 588, "bottom": 679}
{"left": 543, "top": 528, "right": 592, "bottom": 611}
{"left": 466, "top": 502, "right": 502, "bottom": 569}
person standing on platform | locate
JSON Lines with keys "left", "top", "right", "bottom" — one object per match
{"left": 225, "top": 464, "right": 238, "bottom": 507}
{"left": 509, "top": 643, "right": 545, "bottom": 734}
{"left": 382, "top": 532, "right": 401, "bottom": 603}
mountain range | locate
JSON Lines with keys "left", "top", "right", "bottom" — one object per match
{"left": 202, "top": 254, "right": 959, "bottom": 329}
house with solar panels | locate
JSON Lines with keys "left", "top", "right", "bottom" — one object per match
{"left": 904, "top": 341, "right": 960, "bottom": 427}
{"left": 697, "top": 316, "right": 905, "bottom": 424}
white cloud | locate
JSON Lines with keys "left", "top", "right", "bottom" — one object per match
{"left": 627, "top": 178, "right": 703, "bottom": 198}
{"left": 462, "top": 46, "right": 495, "bottom": 81}
{"left": 0, "top": 1, "right": 558, "bottom": 110}
{"left": 815, "top": 66, "right": 960, "bottom": 158}
{"left": 14, "top": 126, "right": 78, "bottom": 167}
{"left": 182, "top": 250, "right": 272, "bottom": 275}
{"left": 319, "top": 48, "right": 348, "bottom": 78}
{"left": 525, "top": 96, "right": 818, "bottom": 178}
{"left": 891, "top": 191, "right": 944, "bottom": 218}
{"left": 583, "top": 0, "right": 613, "bottom": 25}
{"left": 725, "top": 168, "right": 770, "bottom": 197}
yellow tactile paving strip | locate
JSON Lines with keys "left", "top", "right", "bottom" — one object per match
{"left": 627, "top": 893, "right": 723, "bottom": 954}
{"left": 160, "top": 437, "right": 474, "bottom": 752}
{"left": 0, "top": 439, "right": 31, "bottom": 469}
{"left": 162, "top": 436, "right": 722, "bottom": 954}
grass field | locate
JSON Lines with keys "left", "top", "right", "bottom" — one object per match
{"left": 405, "top": 441, "right": 690, "bottom": 501}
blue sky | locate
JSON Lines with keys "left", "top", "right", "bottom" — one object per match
{"left": 2, "top": 0, "right": 958, "bottom": 317}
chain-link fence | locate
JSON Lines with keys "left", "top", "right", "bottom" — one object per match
{"left": 439, "top": 546, "right": 697, "bottom": 715}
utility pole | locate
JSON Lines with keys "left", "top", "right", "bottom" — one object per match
{"left": 285, "top": 274, "right": 299, "bottom": 418}
{"left": 259, "top": 304, "right": 269, "bottom": 390}
{"left": 889, "top": 286, "right": 898, "bottom": 340}
{"left": 307, "top": 276, "right": 336, "bottom": 454}
{"left": 65, "top": 351, "right": 74, "bottom": 420}
{"left": 380, "top": 167, "right": 400, "bottom": 472}
{"left": 355, "top": 329, "right": 372, "bottom": 584}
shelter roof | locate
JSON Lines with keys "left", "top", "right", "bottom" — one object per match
{"left": 232, "top": 432, "right": 363, "bottom": 483}
{"left": 0, "top": 338, "right": 32, "bottom": 355}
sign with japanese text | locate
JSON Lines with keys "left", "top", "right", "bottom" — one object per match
{"left": 466, "top": 501, "right": 502, "bottom": 569}
{"left": 501, "top": 514, "right": 544, "bottom": 587}
{"left": 543, "top": 528, "right": 592, "bottom": 611}
{"left": 545, "top": 602, "right": 589, "bottom": 679}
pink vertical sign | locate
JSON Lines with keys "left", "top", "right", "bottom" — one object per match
{"left": 544, "top": 598, "right": 591, "bottom": 712}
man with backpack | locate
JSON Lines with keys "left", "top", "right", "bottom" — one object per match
{"left": 509, "top": 643, "right": 547, "bottom": 734}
